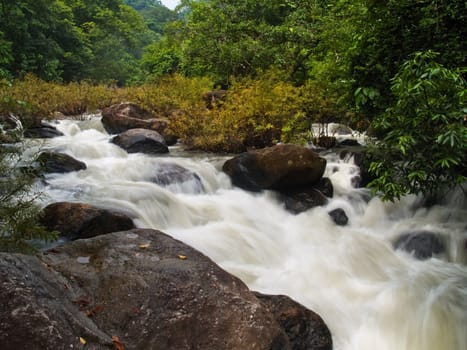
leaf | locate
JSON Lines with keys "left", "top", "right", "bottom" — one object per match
{"left": 79, "top": 337, "right": 87, "bottom": 345}
{"left": 178, "top": 255, "right": 187, "bottom": 260}
{"left": 112, "top": 335, "right": 124, "bottom": 350}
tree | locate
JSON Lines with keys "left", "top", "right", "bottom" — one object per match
{"left": 367, "top": 51, "right": 467, "bottom": 201}
{"left": 123, "top": 0, "right": 177, "bottom": 35}
{"left": 350, "top": 0, "right": 467, "bottom": 119}
{"left": 162, "top": 0, "right": 324, "bottom": 85}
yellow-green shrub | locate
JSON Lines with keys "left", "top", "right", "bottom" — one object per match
{"left": 174, "top": 71, "right": 304, "bottom": 152}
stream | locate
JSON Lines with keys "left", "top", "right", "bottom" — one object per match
{"left": 33, "top": 117, "right": 467, "bottom": 350}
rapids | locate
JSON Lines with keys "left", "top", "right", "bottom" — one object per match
{"left": 35, "top": 118, "right": 467, "bottom": 350}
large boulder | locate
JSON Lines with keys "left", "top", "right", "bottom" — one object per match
{"left": 40, "top": 202, "right": 135, "bottom": 240}
{"left": 223, "top": 144, "right": 327, "bottom": 192}
{"left": 101, "top": 102, "right": 168, "bottom": 136}
{"left": 37, "top": 151, "right": 87, "bottom": 174}
{"left": 111, "top": 128, "right": 169, "bottom": 154}
{"left": 0, "top": 229, "right": 331, "bottom": 349}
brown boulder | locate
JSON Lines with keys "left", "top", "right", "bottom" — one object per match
{"left": 223, "top": 144, "right": 327, "bottom": 192}
{"left": 40, "top": 202, "right": 135, "bottom": 240}
{"left": 110, "top": 128, "right": 169, "bottom": 154}
{"left": 0, "top": 229, "right": 305, "bottom": 349}
{"left": 101, "top": 102, "right": 168, "bottom": 135}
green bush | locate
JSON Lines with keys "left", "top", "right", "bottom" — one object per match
{"left": 367, "top": 51, "right": 467, "bottom": 201}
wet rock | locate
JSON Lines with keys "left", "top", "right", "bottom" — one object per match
{"left": 255, "top": 292, "right": 333, "bottom": 350}
{"left": 111, "top": 128, "right": 169, "bottom": 154}
{"left": 37, "top": 151, "right": 86, "bottom": 174}
{"left": 40, "top": 202, "right": 135, "bottom": 240}
{"left": 24, "top": 122, "right": 64, "bottom": 138}
{"left": 281, "top": 188, "right": 328, "bottom": 214}
{"left": 338, "top": 139, "right": 360, "bottom": 147}
{"left": 393, "top": 231, "right": 444, "bottom": 260}
{"left": 0, "top": 254, "right": 113, "bottom": 350}
{"left": 0, "top": 229, "right": 319, "bottom": 349}
{"left": 151, "top": 163, "right": 204, "bottom": 193}
{"left": 101, "top": 102, "right": 168, "bottom": 136}
{"left": 223, "top": 144, "right": 327, "bottom": 192}
{"left": 314, "top": 136, "right": 336, "bottom": 149}
{"left": 328, "top": 208, "right": 348, "bottom": 226}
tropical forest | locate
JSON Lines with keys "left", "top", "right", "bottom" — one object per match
{"left": 0, "top": 1, "right": 466, "bottom": 349}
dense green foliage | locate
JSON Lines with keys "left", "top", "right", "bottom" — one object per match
{"left": 0, "top": 0, "right": 155, "bottom": 84}
{"left": 351, "top": 0, "right": 467, "bottom": 118}
{"left": 123, "top": 0, "right": 178, "bottom": 35}
{"left": 0, "top": 0, "right": 466, "bottom": 201}
{"left": 367, "top": 51, "right": 467, "bottom": 200}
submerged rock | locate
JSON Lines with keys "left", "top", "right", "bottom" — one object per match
{"left": 111, "top": 128, "right": 169, "bottom": 154}
{"left": 150, "top": 163, "right": 204, "bottom": 193}
{"left": 40, "top": 202, "right": 135, "bottom": 240}
{"left": 0, "top": 229, "right": 332, "bottom": 349}
{"left": 223, "top": 144, "right": 327, "bottom": 192}
{"left": 393, "top": 231, "right": 444, "bottom": 260}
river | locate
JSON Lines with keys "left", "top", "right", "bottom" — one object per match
{"left": 34, "top": 117, "right": 467, "bottom": 350}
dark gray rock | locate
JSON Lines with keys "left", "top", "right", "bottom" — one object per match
{"left": 281, "top": 188, "right": 328, "bottom": 214}
{"left": 393, "top": 231, "right": 444, "bottom": 260}
{"left": 24, "top": 122, "right": 64, "bottom": 138}
{"left": 328, "top": 208, "right": 348, "bottom": 226}
{"left": 151, "top": 163, "right": 204, "bottom": 193}
{"left": 111, "top": 128, "right": 169, "bottom": 154}
{"left": 37, "top": 151, "right": 86, "bottom": 174}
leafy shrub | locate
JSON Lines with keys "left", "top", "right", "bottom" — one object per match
{"left": 367, "top": 51, "right": 467, "bottom": 201}
{"left": 171, "top": 71, "right": 304, "bottom": 152}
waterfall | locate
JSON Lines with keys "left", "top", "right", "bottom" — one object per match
{"left": 39, "top": 117, "right": 467, "bottom": 350}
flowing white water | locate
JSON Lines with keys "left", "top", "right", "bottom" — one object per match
{"left": 39, "top": 118, "right": 467, "bottom": 350}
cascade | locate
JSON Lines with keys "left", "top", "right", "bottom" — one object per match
{"left": 37, "top": 118, "right": 467, "bottom": 350}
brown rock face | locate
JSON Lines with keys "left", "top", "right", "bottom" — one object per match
{"left": 40, "top": 202, "right": 135, "bottom": 240}
{"left": 0, "top": 229, "right": 307, "bottom": 350}
{"left": 223, "top": 144, "right": 327, "bottom": 192}
{"left": 101, "top": 102, "right": 168, "bottom": 135}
